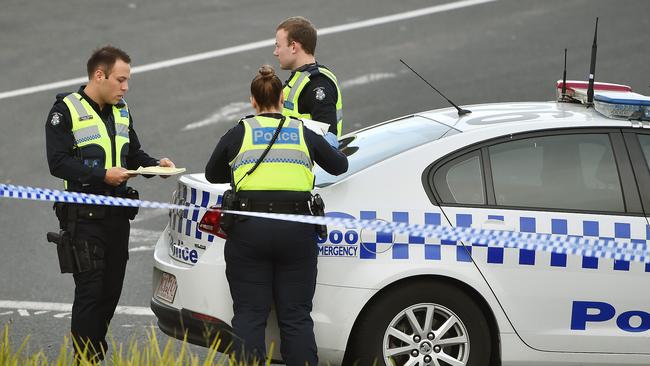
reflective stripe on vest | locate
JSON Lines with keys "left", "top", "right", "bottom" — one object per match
{"left": 230, "top": 116, "right": 314, "bottom": 192}
{"left": 62, "top": 93, "right": 130, "bottom": 187}
{"left": 282, "top": 65, "right": 343, "bottom": 137}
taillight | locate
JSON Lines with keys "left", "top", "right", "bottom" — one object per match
{"left": 188, "top": 310, "right": 224, "bottom": 324}
{"left": 198, "top": 206, "right": 228, "bottom": 239}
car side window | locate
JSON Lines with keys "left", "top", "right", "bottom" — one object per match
{"left": 636, "top": 134, "right": 650, "bottom": 172}
{"left": 433, "top": 150, "right": 485, "bottom": 204}
{"left": 488, "top": 134, "right": 624, "bottom": 212}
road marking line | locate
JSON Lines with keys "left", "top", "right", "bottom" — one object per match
{"left": 34, "top": 310, "right": 49, "bottom": 315}
{"left": 17, "top": 309, "right": 30, "bottom": 317}
{"left": 0, "top": 300, "right": 154, "bottom": 316}
{"left": 0, "top": 0, "right": 498, "bottom": 101}
{"left": 183, "top": 71, "right": 402, "bottom": 131}
{"left": 130, "top": 228, "right": 161, "bottom": 244}
{"left": 183, "top": 102, "right": 252, "bottom": 131}
{"left": 340, "top": 72, "right": 399, "bottom": 89}
{"left": 0, "top": 311, "right": 12, "bottom": 316}
{"left": 131, "top": 208, "right": 169, "bottom": 224}
{"left": 129, "top": 245, "right": 156, "bottom": 252}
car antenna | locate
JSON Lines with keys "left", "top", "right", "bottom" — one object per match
{"left": 586, "top": 17, "right": 599, "bottom": 106}
{"left": 559, "top": 48, "right": 570, "bottom": 101}
{"left": 400, "top": 59, "right": 471, "bottom": 116}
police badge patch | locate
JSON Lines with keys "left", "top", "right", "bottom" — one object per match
{"left": 50, "top": 112, "right": 62, "bottom": 126}
{"left": 314, "top": 87, "right": 326, "bottom": 101}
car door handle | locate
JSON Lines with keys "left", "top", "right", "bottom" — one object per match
{"left": 481, "top": 219, "right": 514, "bottom": 232}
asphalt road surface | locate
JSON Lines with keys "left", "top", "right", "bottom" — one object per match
{"left": 1, "top": 0, "right": 649, "bottom": 362}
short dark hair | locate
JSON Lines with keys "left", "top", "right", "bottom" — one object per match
{"left": 251, "top": 65, "right": 283, "bottom": 110}
{"left": 277, "top": 16, "right": 317, "bottom": 55}
{"left": 86, "top": 45, "right": 131, "bottom": 78}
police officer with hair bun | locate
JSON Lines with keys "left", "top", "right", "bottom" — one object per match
{"left": 205, "top": 65, "right": 348, "bottom": 365}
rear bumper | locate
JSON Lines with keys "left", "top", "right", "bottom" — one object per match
{"left": 150, "top": 296, "right": 235, "bottom": 350}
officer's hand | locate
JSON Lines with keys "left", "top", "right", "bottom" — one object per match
{"left": 323, "top": 132, "right": 339, "bottom": 149}
{"left": 159, "top": 158, "right": 175, "bottom": 168}
{"left": 158, "top": 158, "right": 176, "bottom": 179}
{"left": 104, "top": 167, "right": 131, "bottom": 186}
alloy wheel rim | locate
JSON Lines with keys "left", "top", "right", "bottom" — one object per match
{"left": 382, "top": 303, "right": 470, "bottom": 366}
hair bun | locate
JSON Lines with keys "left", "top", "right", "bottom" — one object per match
{"left": 258, "top": 65, "right": 275, "bottom": 79}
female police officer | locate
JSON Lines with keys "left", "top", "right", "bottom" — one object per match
{"left": 204, "top": 65, "right": 347, "bottom": 365}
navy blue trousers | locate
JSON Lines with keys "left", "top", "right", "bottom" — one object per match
{"left": 225, "top": 217, "right": 318, "bottom": 366}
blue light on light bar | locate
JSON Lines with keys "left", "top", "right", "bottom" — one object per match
{"left": 594, "top": 91, "right": 650, "bottom": 121}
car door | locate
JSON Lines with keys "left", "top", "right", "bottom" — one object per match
{"left": 426, "top": 128, "right": 650, "bottom": 354}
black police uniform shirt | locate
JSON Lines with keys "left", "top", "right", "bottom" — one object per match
{"left": 290, "top": 63, "right": 339, "bottom": 135}
{"left": 45, "top": 86, "right": 158, "bottom": 194}
{"left": 204, "top": 113, "right": 348, "bottom": 202}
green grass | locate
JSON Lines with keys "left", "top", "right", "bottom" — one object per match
{"left": 0, "top": 324, "right": 274, "bottom": 366}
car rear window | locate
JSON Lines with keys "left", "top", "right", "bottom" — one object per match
{"left": 314, "top": 116, "right": 457, "bottom": 187}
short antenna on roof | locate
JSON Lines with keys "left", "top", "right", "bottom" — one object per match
{"left": 586, "top": 17, "right": 599, "bottom": 106}
{"left": 558, "top": 48, "right": 572, "bottom": 102}
{"left": 400, "top": 59, "right": 471, "bottom": 117}
{"left": 561, "top": 48, "right": 568, "bottom": 96}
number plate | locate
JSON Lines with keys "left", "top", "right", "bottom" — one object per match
{"left": 155, "top": 272, "right": 178, "bottom": 303}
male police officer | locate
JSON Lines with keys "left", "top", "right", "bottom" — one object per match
{"left": 45, "top": 45, "right": 175, "bottom": 360}
{"left": 274, "top": 16, "right": 344, "bottom": 138}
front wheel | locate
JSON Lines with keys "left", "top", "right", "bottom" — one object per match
{"left": 344, "top": 280, "right": 492, "bottom": 366}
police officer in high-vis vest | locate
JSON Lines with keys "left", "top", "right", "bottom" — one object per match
{"left": 205, "top": 65, "right": 348, "bottom": 366}
{"left": 274, "top": 16, "right": 343, "bottom": 141}
{"left": 45, "top": 45, "right": 175, "bottom": 361}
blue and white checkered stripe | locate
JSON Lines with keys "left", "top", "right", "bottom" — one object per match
{"left": 169, "top": 183, "right": 221, "bottom": 243}
{"left": 2, "top": 183, "right": 649, "bottom": 264}
{"left": 349, "top": 211, "right": 650, "bottom": 273}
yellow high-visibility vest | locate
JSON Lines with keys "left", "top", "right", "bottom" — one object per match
{"left": 282, "top": 65, "right": 343, "bottom": 137}
{"left": 62, "top": 93, "right": 130, "bottom": 188}
{"left": 230, "top": 115, "right": 314, "bottom": 192}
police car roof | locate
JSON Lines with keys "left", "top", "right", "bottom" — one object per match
{"left": 417, "top": 101, "right": 633, "bottom": 133}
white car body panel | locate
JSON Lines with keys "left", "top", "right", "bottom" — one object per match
{"left": 151, "top": 101, "right": 650, "bottom": 365}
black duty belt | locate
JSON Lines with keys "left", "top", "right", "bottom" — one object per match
{"left": 241, "top": 200, "right": 311, "bottom": 215}
{"left": 75, "top": 204, "right": 132, "bottom": 219}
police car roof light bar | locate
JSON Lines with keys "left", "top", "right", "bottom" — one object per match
{"left": 400, "top": 59, "right": 471, "bottom": 117}
{"left": 586, "top": 17, "right": 599, "bottom": 106}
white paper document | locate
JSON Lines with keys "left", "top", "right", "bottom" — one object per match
{"left": 301, "top": 118, "right": 330, "bottom": 136}
{"left": 127, "top": 166, "right": 186, "bottom": 176}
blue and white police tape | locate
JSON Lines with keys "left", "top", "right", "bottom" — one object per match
{"left": 0, "top": 183, "right": 183, "bottom": 210}
{"left": 224, "top": 210, "right": 649, "bottom": 263}
{"left": 1, "top": 183, "right": 649, "bottom": 263}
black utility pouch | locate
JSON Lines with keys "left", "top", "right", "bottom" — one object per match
{"left": 310, "top": 194, "right": 328, "bottom": 240}
{"left": 219, "top": 189, "right": 237, "bottom": 233}
{"left": 53, "top": 202, "right": 68, "bottom": 230}
{"left": 124, "top": 188, "right": 140, "bottom": 220}
{"left": 73, "top": 238, "right": 105, "bottom": 274}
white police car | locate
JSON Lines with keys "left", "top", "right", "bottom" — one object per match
{"left": 151, "top": 81, "right": 650, "bottom": 365}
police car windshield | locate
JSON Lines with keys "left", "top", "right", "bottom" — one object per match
{"left": 314, "top": 116, "right": 457, "bottom": 187}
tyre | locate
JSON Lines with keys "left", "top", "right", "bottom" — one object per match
{"left": 344, "top": 280, "right": 492, "bottom": 366}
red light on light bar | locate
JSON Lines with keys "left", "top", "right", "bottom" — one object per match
{"left": 556, "top": 80, "right": 632, "bottom": 92}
